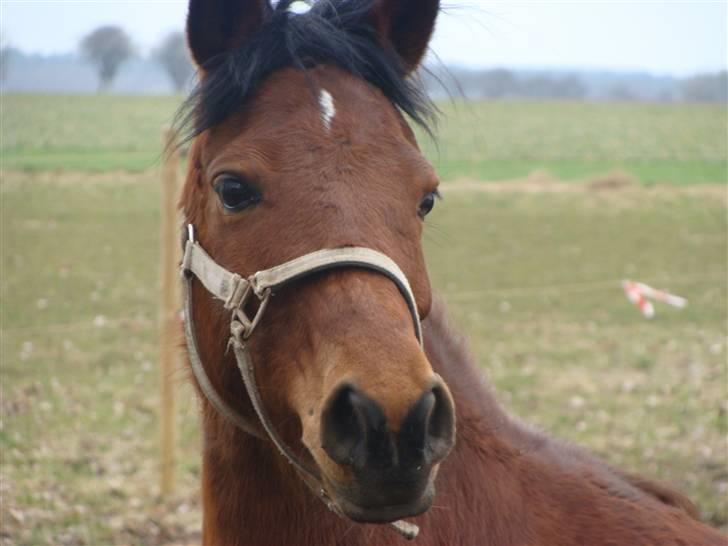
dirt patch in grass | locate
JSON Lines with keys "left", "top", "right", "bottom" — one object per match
{"left": 0, "top": 169, "right": 160, "bottom": 190}
{"left": 3, "top": 168, "right": 724, "bottom": 200}
{"left": 444, "top": 172, "right": 727, "bottom": 201}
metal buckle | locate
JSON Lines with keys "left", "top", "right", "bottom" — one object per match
{"left": 231, "top": 284, "right": 271, "bottom": 341}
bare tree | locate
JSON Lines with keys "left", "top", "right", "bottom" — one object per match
{"left": 81, "top": 26, "right": 133, "bottom": 92}
{"left": 153, "top": 32, "right": 195, "bottom": 91}
{"left": 154, "top": 32, "right": 194, "bottom": 92}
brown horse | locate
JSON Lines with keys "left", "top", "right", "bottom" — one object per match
{"left": 176, "top": 1, "right": 725, "bottom": 544}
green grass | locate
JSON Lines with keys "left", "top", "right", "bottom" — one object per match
{"left": 1, "top": 93, "right": 726, "bottom": 544}
{"left": 2, "top": 95, "right": 726, "bottom": 184}
{"left": 1, "top": 171, "right": 203, "bottom": 545}
{"left": 421, "top": 101, "right": 728, "bottom": 184}
{"left": 430, "top": 158, "right": 726, "bottom": 185}
{"left": 1, "top": 171, "right": 725, "bottom": 545}
{"left": 1, "top": 95, "right": 180, "bottom": 172}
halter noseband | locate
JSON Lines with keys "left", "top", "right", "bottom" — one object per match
{"left": 181, "top": 224, "right": 422, "bottom": 540}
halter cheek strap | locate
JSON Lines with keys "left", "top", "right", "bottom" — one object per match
{"left": 181, "top": 225, "right": 421, "bottom": 540}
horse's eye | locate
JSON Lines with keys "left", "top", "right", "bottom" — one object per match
{"left": 418, "top": 191, "right": 439, "bottom": 218}
{"left": 214, "top": 176, "right": 261, "bottom": 212}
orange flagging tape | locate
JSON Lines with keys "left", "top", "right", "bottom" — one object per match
{"left": 622, "top": 280, "right": 687, "bottom": 319}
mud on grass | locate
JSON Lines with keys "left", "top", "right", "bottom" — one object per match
{"left": 1, "top": 171, "right": 726, "bottom": 544}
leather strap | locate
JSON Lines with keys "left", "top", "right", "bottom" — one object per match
{"left": 183, "top": 281, "right": 264, "bottom": 439}
{"left": 183, "top": 240, "right": 422, "bottom": 343}
{"left": 182, "top": 236, "right": 251, "bottom": 311}
{"left": 249, "top": 247, "right": 422, "bottom": 343}
{"left": 181, "top": 225, "right": 421, "bottom": 540}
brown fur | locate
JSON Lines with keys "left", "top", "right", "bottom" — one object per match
{"left": 184, "top": 293, "right": 724, "bottom": 545}
{"left": 179, "top": 2, "right": 724, "bottom": 543}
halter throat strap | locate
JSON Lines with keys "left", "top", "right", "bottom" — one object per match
{"left": 180, "top": 225, "right": 421, "bottom": 541}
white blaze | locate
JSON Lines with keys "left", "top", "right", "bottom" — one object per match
{"left": 319, "top": 89, "right": 336, "bottom": 132}
{"left": 288, "top": 1, "right": 311, "bottom": 14}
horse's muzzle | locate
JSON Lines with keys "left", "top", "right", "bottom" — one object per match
{"left": 319, "top": 378, "right": 455, "bottom": 522}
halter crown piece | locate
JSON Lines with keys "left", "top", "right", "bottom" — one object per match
{"left": 181, "top": 224, "right": 423, "bottom": 540}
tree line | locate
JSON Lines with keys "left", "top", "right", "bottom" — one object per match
{"left": 421, "top": 66, "right": 727, "bottom": 103}
{"left": 1, "top": 26, "right": 194, "bottom": 93}
{"left": 0, "top": 25, "right": 725, "bottom": 102}
{"left": 78, "top": 26, "right": 193, "bottom": 92}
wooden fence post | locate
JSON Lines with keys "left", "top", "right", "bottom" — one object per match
{"left": 160, "top": 127, "right": 181, "bottom": 495}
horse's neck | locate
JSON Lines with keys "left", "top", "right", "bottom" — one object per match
{"left": 199, "top": 417, "right": 346, "bottom": 546}
{"left": 423, "top": 299, "right": 722, "bottom": 546}
{"left": 422, "top": 298, "right": 537, "bottom": 451}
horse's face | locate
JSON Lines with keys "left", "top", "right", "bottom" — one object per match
{"left": 183, "top": 0, "right": 455, "bottom": 524}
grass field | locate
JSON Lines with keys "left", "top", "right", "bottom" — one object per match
{"left": 2, "top": 94, "right": 726, "bottom": 184}
{"left": 1, "top": 94, "right": 726, "bottom": 545}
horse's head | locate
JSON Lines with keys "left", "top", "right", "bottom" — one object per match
{"left": 180, "top": 0, "right": 455, "bottom": 524}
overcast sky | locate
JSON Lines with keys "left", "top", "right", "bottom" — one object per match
{"left": 1, "top": 1, "right": 726, "bottom": 76}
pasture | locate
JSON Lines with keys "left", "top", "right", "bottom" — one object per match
{"left": 1, "top": 95, "right": 726, "bottom": 545}
{"left": 2, "top": 95, "right": 726, "bottom": 183}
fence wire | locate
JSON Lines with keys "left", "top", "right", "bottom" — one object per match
{"left": 2, "top": 275, "right": 723, "bottom": 338}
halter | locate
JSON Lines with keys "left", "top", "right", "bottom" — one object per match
{"left": 181, "top": 224, "right": 422, "bottom": 540}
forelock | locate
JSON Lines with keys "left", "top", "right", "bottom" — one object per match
{"left": 174, "top": 0, "right": 435, "bottom": 143}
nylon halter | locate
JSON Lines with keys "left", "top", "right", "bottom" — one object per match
{"left": 181, "top": 224, "right": 422, "bottom": 540}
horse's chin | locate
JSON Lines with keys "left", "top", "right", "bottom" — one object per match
{"left": 337, "top": 492, "right": 434, "bottom": 524}
{"left": 327, "top": 477, "right": 436, "bottom": 524}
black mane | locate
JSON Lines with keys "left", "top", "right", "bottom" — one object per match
{"left": 175, "top": 0, "right": 434, "bottom": 141}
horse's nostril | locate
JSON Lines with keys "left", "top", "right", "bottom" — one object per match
{"left": 400, "top": 384, "right": 456, "bottom": 466}
{"left": 321, "top": 384, "right": 392, "bottom": 471}
{"left": 321, "top": 385, "right": 360, "bottom": 467}
{"left": 321, "top": 381, "right": 455, "bottom": 473}
{"left": 427, "top": 384, "right": 457, "bottom": 460}
{"left": 399, "top": 391, "right": 435, "bottom": 458}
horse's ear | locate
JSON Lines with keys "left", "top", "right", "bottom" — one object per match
{"left": 370, "top": 0, "right": 440, "bottom": 74}
{"left": 186, "top": 0, "right": 271, "bottom": 68}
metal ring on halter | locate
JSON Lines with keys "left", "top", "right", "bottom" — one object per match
{"left": 232, "top": 284, "right": 271, "bottom": 340}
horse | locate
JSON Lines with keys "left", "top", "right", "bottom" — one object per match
{"left": 175, "top": 1, "right": 725, "bottom": 544}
